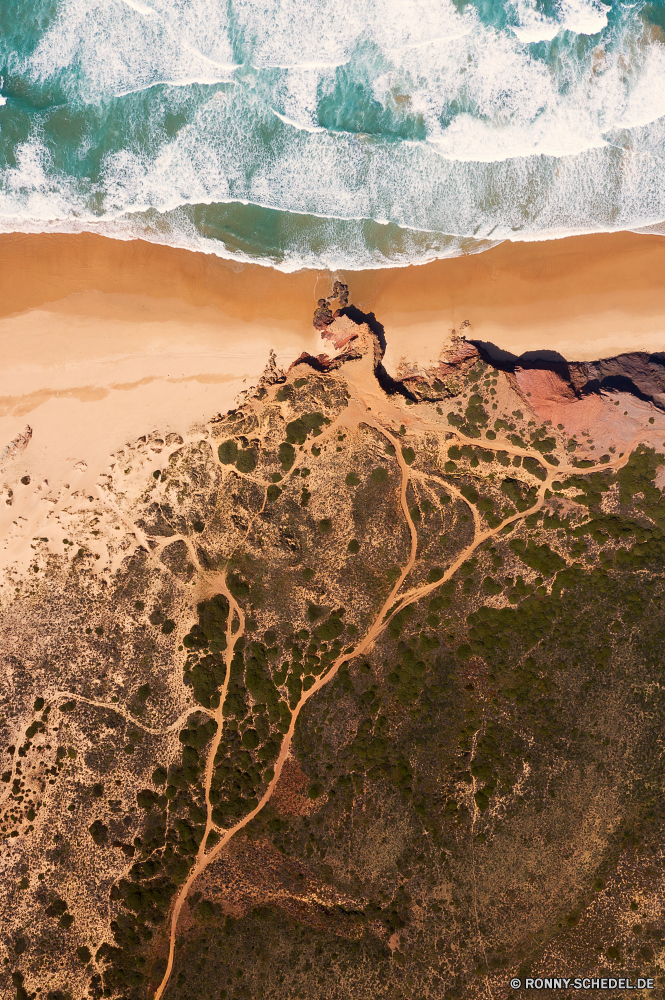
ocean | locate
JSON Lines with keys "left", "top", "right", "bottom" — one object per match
{"left": 2, "top": 0, "right": 665, "bottom": 270}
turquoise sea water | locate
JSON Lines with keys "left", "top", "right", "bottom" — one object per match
{"left": 2, "top": 0, "right": 665, "bottom": 269}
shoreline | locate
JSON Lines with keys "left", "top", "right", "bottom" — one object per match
{"left": 2, "top": 228, "right": 665, "bottom": 362}
{"left": 1, "top": 228, "right": 665, "bottom": 521}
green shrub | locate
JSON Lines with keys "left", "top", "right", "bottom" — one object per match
{"left": 318, "top": 519, "right": 332, "bottom": 533}
{"left": 137, "top": 789, "right": 158, "bottom": 810}
{"left": 315, "top": 617, "right": 345, "bottom": 641}
{"left": 266, "top": 485, "right": 282, "bottom": 502}
{"left": 278, "top": 442, "right": 295, "bottom": 471}
{"left": 183, "top": 593, "right": 229, "bottom": 651}
{"left": 348, "top": 539, "right": 360, "bottom": 554}
{"left": 286, "top": 419, "right": 306, "bottom": 444}
{"left": 509, "top": 538, "right": 566, "bottom": 577}
{"left": 501, "top": 477, "right": 537, "bottom": 511}
{"left": 46, "top": 896, "right": 68, "bottom": 918}
{"left": 466, "top": 394, "right": 488, "bottom": 427}
{"left": 228, "top": 574, "right": 250, "bottom": 599}
{"left": 474, "top": 789, "right": 490, "bottom": 811}
{"left": 236, "top": 449, "right": 257, "bottom": 474}
{"left": 371, "top": 467, "right": 388, "bottom": 483}
{"left": 241, "top": 729, "right": 260, "bottom": 750}
{"left": 345, "top": 472, "right": 360, "bottom": 486}
{"left": 88, "top": 819, "right": 108, "bottom": 845}
{"left": 523, "top": 456, "right": 547, "bottom": 481}
{"left": 152, "top": 766, "right": 167, "bottom": 785}
{"left": 302, "top": 411, "right": 325, "bottom": 431}
{"left": 460, "top": 483, "right": 478, "bottom": 503}
{"left": 245, "top": 645, "right": 281, "bottom": 716}
{"left": 401, "top": 447, "right": 415, "bottom": 465}
{"left": 530, "top": 432, "right": 556, "bottom": 454}
{"left": 218, "top": 440, "right": 238, "bottom": 464}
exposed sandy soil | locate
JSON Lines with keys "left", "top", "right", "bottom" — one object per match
{"left": 3, "top": 228, "right": 665, "bottom": 590}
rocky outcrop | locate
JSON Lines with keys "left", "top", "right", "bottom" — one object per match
{"left": 0, "top": 425, "right": 32, "bottom": 468}
{"left": 472, "top": 346, "right": 665, "bottom": 411}
{"left": 310, "top": 281, "right": 665, "bottom": 416}
{"left": 312, "top": 280, "right": 350, "bottom": 330}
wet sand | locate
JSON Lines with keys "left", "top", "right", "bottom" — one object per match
{"left": 1, "top": 228, "right": 665, "bottom": 505}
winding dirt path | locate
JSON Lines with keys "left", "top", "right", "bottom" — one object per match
{"left": 152, "top": 395, "right": 640, "bottom": 999}
{"left": 51, "top": 693, "right": 196, "bottom": 736}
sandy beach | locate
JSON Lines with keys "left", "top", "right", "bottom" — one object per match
{"left": 1, "top": 228, "right": 665, "bottom": 555}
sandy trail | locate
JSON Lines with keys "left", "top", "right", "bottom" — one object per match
{"left": 53, "top": 694, "right": 194, "bottom": 736}
{"left": 151, "top": 383, "right": 645, "bottom": 999}
{"left": 152, "top": 407, "right": 424, "bottom": 999}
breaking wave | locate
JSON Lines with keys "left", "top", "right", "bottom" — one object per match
{"left": 2, "top": 0, "right": 665, "bottom": 269}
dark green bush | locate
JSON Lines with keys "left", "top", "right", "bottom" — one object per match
{"left": 236, "top": 449, "right": 257, "bottom": 474}
{"left": 286, "top": 419, "right": 308, "bottom": 444}
{"left": 137, "top": 789, "right": 158, "bottom": 810}
{"left": 315, "top": 616, "right": 345, "bottom": 641}
{"left": 218, "top": 440, "right": 238, "bottom": 464}
{"left": 510, "top": 538, "right": 566, "bottom": 577}
{"left": 46, "top": 896, "right": 68, "bottom": 918}
{"left": 460, "top": 483, "right": 478, "bottom": 503}
{"left": 278, "top": 442, "right": 295, "bottom": 471}
{"left": 466, "top": 394, "right": 488, "bottom": 427}
{"left": 88, "top": 819, "right": 108, "bottom": 845}
{"left": 242, "top": 729, "right": 260, "bottom": 750}
{"left": 523, "top": 456, "right": 547, "bottom": 481}
{"left": 228, "top": 574, "right": 250, "bottom": 599}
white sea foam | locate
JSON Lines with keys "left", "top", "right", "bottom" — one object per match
{"left": 5, "top": 0, "right": 665, "bottom": 269}
{"left": 271, "top": 109, "right": 325, "bottom": 133}
{"left": 121, "top": 0, "right": 157, "bottom": 16}
{"left": 26, "top": 0, "right": 238, "bottom": 101}
{"left": 511, "top": 0, "right": 609, "bottom": 43}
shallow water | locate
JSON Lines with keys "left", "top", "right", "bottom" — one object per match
{"left": 2, "top": 0, "right": 665, "bottom": 269}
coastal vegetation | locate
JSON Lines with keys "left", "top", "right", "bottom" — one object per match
{"left": 2, "top": 332, "right": 665, "bottom": 1000}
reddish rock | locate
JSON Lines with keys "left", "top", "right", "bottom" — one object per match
{"left": 514, "top": 367, "right": 577, "bottom": 407}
